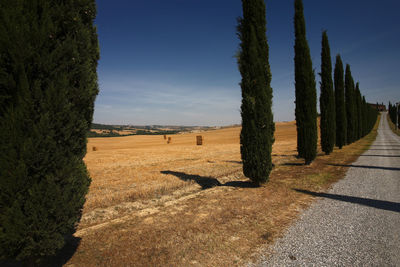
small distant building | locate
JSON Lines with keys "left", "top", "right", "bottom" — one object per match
{"left": 368, "top": 103, "right": 386, "bottom": 112}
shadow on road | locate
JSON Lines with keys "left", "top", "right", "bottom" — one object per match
{"left": 367, "top": 149, "right": 400, "bottom": 151}
{"left": 328, "top": 163, "right": 400, "bottom": 171}
{"left": 294, "top": 189, "right": 400, "bottom": 213}
{"left": 371, "top": 146, "right": 400, "bottom": 147}
{"left": 160, "top": 170, "right": 258, "bottom": 189}
{"left": 359, "top": 154, "right": 400, "bottom": 158}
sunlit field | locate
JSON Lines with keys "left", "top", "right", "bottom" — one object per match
{"left": 65, "top": 118, "right": 379, "bottom": 266}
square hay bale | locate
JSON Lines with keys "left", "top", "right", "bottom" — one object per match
{"left": 163, "top": 135, "right": 167, "bottom": 140}
{"left": 92, "top": 146, "right": 98, "bottom": 151}
{"left": 196, "top": 135, "right": 203, "bottom": 145}
{"left": 167, "top": 137, "right": 172, "bottom": 144}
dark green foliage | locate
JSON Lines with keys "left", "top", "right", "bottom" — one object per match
{"left": 319, "top": 31, "right": 335, "bottom": 155}
{"left": 388, "top": 101, "right": 399, "bottom": 129}
{"left": 354, "top": 83, "right": 362, "bottom": 140}
{"left": 362, "top": 101, "right": 378, "bottom": 135}
{"left": 0, "top": 0, "right": 99, "bottom": 264}
{"left": 368, "top": 103, "right": 378, "bottom": 133}
{"left": 389, "top": 102, "right": 396, "bottom": 126}
{"left": 238, "top": 0, "right": 274, "bottom": 184}
{"left": 294, "top": 0, "right": 317, "bottom": 164}
{"left": 345, "top": 64, "right": 356, "bottom": 144}
{"left": 362, "top": 96, "right": 368, "bottom": 136}
{"left": 334, "top": 55, "right": 346, "bottom": 148}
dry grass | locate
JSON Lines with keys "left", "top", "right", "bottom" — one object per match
{"left": 65, "top": 118, "right": 379, "bottom": 266}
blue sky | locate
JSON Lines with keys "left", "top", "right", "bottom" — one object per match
{"left": 94, "top": 0, "right": 400, "bottom": 126}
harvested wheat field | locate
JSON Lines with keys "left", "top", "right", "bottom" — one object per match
{"left": 60, "top": 118, "right": 379, "bottom": 267}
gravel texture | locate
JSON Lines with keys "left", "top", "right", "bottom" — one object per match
{"left": 251, "top": 112, "right": 400, "bottom": 266}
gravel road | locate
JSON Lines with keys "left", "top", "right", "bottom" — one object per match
{"left": 252, "top": 112, "right": 400, "bottom": 266}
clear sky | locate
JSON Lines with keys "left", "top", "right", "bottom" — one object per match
{"left": 94, "top": 0, "right": 400, "bottom": 126}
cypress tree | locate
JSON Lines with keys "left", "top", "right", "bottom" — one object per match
{"left": 294, "top": 0, "right": 317, "bottom": 164}
{"left": 355, "top": 83, "right": 362, "bottom": 140}
{"left": 238, "top": 0, "right": 274, "bottom": 184}
{"left": 345, "top": 64, "right": 356, "bottom": 144}
{"left": 388, "top": 102, "right": 393, "bottom": 123}
{"left": 362, "top": 96, "right": 368, "bottom": 137}
{"left": 388, "top": 101, "right": 398, "bottom": 126}
{"left": 334, "top": 55, "right": 346, "bottom": 148}
{"left": 319, "top": 31, "right": 335, "bottom": 155}
{"left": 0, "top": 0, "right": 99, "bottom": 264}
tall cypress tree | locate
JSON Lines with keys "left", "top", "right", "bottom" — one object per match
{"left": 319, "top": 31, "right": 335, "bottom": 155}
{"left": 0, "top": 0, "right": 99, "bottom": 264}
{"left": 345, "top": 64, "right": 356, "bottom": 144}
{"left": 334, "top": 55, "right": 346, "bottom": 148}
{"left": 362, "top": 96, "right": 368, "bottom": 137}
{"left": 238, "top": 0, "right": 274, "bottom": 184}
{"left": 388, "top": 102, "right": 393, "bottom": 123}
{"left": 294, "top": 0, "right": 317, "bottom": 164}
{"left": 355, "top": 82, "right": 362, "bottom": 140}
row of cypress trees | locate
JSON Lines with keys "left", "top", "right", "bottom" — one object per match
{"left": 296, "top": 0, "right": 378, "bottom": 162}
{"left": 239, "top": 0, "right": 379, "bottom": 184}
{"left": 333, "top": 59, "right": 378, "bottom": 148}
{"left": 0, "top": 0, "right": 99, "bottom": 265}
{"left": 0, "top": 0, "right": 380, "bottom": 263}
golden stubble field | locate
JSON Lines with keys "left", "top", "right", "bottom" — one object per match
{"left": 83, "top": 121, "right": 296, "bottom": 215}
{"left": 63, "top": 118, "right": 379, "bottom": 267}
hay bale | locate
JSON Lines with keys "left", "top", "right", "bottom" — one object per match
{"left": 163, "top": 135, "right": 167, "bottom": 140}
{"left": 92, "top": 146, "right": 98, "bottom": 151}
{"left": 196, "top": 135, "right": 203, "bottom": 145}
{"left": 167, "top": 137, "right": 172, "bottom": 144}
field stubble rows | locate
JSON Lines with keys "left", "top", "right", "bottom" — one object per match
{"left": 65, "top": 119, "right": 379, "bottom": 266}
{"left": 81, "top": 122, "right": 296, "bottom": 225}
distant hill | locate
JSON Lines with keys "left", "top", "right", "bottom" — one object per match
{"left": 88, "top": 123, "right": 224, "bottom": 138}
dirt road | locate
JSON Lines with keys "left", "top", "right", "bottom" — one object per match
{"left": 253, "top": 112, "right": 400, "bottom": 266}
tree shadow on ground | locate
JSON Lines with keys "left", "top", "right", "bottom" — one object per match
{"left": 224, "top": 160, "right": 242, "bottom": 164}
{"left": 0, "top": 235, "right": 81, "bottom": 267}
{"left": 271, "top": 154, "right": 296, "bottom": 157}
{"left": 328, "top": 163, "right": 400, "bottom": 171}
{"left": 282, "top": 162, "right": 305, "bottom": 166}
{"left": 359, "top": 154, "right": 400, "bottom": 158}
{"left": 293, "top": 189, "right": 400, "bottom": 213}
{"left": 40, "top": 235, "right": 81, "bottom": 267}
{"left": 160, "top": 171, "right": 258, "bottom": 189}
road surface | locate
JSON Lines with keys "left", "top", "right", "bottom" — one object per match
{"left": 252, "top": 112, "right": 400, "bottom": 266}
